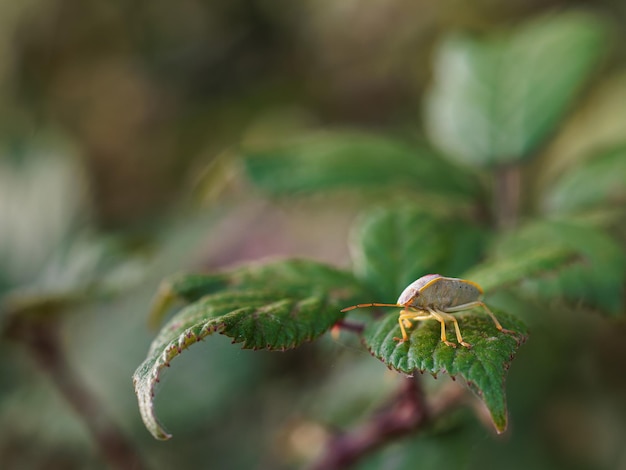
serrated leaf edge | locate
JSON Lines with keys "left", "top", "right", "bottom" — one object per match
{"left": 134, "top": 299, "right": 344, "bottom": 440}
{"left": 362, "top": 321, "right": 528, "bottom": 433}
{"left": 133, "top": 317, "right": 228, "bottom": 440}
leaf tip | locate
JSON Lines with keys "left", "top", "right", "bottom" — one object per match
{"left": 493, "top": 415, "right": 508, "bottom": 435}
{"left": 152, "top": 426, "right": 173, "bottom": 441}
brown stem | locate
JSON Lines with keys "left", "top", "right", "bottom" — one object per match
{"left": 333, "top": 319, "right": 365, "bottom": 334}
{"left": 494, "top": 164, "right": 521, "bottom": 230}
{"left": 6, "top": 318, "right": 146, "bottom": 470}
{"left": 310, "top": 378, "right": 468, "bottom": 470}
{"left": 309, "top": 376, "right": 428, "bottom": 470}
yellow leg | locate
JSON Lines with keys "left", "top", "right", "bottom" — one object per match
{"left": 427, "top": 308, "right": 456, "bottom": 348}
{"left": 445, "top": 301, "right": 516, "bottom": 335}
{"left": 394, "top": 309, "right": 430, "bottom": 343}
{"left": 436, "top": 309, "right": 471, "bottom": 348}
{"left": 478, "top": 302, "right": 516, "bottom": 335}
{"left": 395, "top": 313, "right": 409, "bottom": 342}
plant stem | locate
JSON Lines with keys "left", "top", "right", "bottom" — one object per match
{"left": 334, "top": 319, "right": 365, "bottom": 334}
{"left": 6, "top": 317, "right": 146, "bottom": 470}
{"left": 309, "top": 376, "right": 426, "bottom": 470}
{"left": 310, "top": 378, "right": 467, "bottom": 470}
{"left": 494, "top": 164, "right": 521, "bottom": 230}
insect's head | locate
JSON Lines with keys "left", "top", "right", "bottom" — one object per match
{"left": 397, "top": 285, "right": 419, "bottom": 306}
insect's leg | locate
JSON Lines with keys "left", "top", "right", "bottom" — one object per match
{"left": 341, "top": 302, "right": 402, "bottom": 313}
{"left": 479, "top": 302, "right": 518, "bottom": 334}
{"left": 435, "top": 309, "right": 471, "bottom": 348}
{"left": 427, "top": 308, "right": 456, "bottom": 348}
{"left": 393, "top": 309, "right": 430, "bottom": 342}
{"left": 446, "top": 301, "right": 516, "bottom": 335}
{"left": 393, "top": 310, "right": 412, "bottom": 343}
{"left": 393, "top": 311, "right": 410, "bottom": 343}
{"left": 394, "top": 311, "right": 416, "bottom": 342}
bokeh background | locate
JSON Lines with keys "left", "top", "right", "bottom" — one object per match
{"left": 1, "top": 1, "right": 626, "bottom": 469}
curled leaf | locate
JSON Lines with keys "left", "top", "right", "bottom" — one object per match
{"left": 135, "top": 260, "right": 366, "bottom": 440}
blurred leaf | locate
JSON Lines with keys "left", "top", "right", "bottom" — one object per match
{"left": 241, "top": 131, "right": 477, "bottom": 197}
{"left": 544, "top": 144, "right": 626, "bottom": 214}
{"left": 0, "top": 143, "right": 89, "bottom": 286}
{"left": 135, "top": 285, "right": 356, "bottom": 440}
{"left": 349, "top": 206, "right": 449, "bottom": 301}
{"left": 439, "top": 223, "right": 489, "bottom": 276}
{"left": 468, "top": 220, "right": 626, "bottom": 314}
{"left": 425, "top": 12, "right": 606, "bottom": 167}
{"left": 515, "top": 223, "right": 625, "bottom": 315}
{"left": 363, "top": 309, "right": 528, "bottom": 433}
{"left": 1, "top": 236, "right": 146, "bottom": 322}
{"left": 349, "top": 205, "right": 488, "bottom": 301}
{"left": 31, "top": 235, "right": 144, "bottom": 294}
{"left": 149, "top": 258, "right": 366, "bottom": 327}
{"left": 463, "top": 247, "right": 574, "bottom": 293}
{"left": 1, "top": 292, "right": 86, "bottom": 323}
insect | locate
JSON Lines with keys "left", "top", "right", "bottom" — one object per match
{"left": 341, "top": 274, "right": 515, "bottom": 348}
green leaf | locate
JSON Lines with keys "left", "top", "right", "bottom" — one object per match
{"left": 425, "top": 12, "right": 606, "bottom": 166}
{"left": 149, "top": 258, "right": 365, "bottom": 327}
{"left": 136, "top": 260, "right": 367, "bottom": 440}
{"left": 350, "top": 205, "right": 487, "bottom": 300}
{"left": 241, "top": 131, "right": 476, "bottom": 197}
{"left": 350, "top": 207, "right": 449, "bottom": 300}
{"left": 514, "top": 223, "right": 625, "bottom": 315}
{"left": 466, "top": 221, "right": 626, "bottom": 314}
{"left": 1, "top": 236, "right": 145, "bottom": 322}
{"left": 363, "top": 309, "right": 528, "bottom": 433}
{"left": 0, "top": 141, "right": 89, "bottom": 286}
{"left": 462, "top": 246, "right": 574, "bottom": 293}
{"left": 544, "top": 144, "right": 626, "bottom": 214}
{"left": 135, "top": 290, "right": 350, "bottom": 440}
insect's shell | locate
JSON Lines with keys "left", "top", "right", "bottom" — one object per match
{"left": 396, "top": 274, "right": 483, "bottom": 310}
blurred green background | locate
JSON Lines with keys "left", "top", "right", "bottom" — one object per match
{"left": 1, "top": 1, "right": 626, "bottom": 469}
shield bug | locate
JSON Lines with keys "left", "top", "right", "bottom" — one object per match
{"left": 341, "top": 274, "right": 515, "bottom": 348}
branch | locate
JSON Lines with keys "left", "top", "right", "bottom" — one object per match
{"left": 333, "top": 319, "right": 365, "bottom": 334}
{"left": 5, "top": 316, "right": 146, "bottom": 470}
{"left": 310, "top": 377, "right": 467, "bottom": 470}
{"left": 309, "top": 376, "right": 421, "bottom": 470}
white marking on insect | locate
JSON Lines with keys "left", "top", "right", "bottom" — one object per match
{"left": 341, "top": 274, "right": 516, "bottom": 348}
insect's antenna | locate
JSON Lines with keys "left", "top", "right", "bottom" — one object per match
{"left": 340, "top": 302, "right": 402, "bottom": 313}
